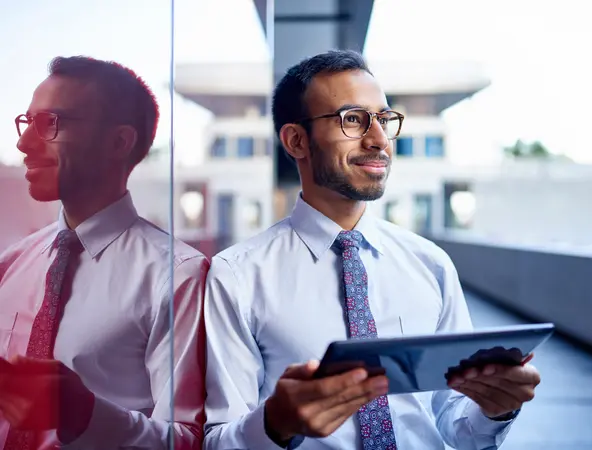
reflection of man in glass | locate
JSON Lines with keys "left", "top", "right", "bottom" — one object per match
{"left": 0, "top": 57, "right": 207, "bottom": 449}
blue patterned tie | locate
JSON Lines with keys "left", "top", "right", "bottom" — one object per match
{"left": 334, "top": 230, "right": 397, "bottom": 450}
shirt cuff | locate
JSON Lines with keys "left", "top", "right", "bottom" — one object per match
{"left": 59, "top": 395, "right": 130, "bottom": 450}
{"left": 465, "top": 401, "right": 516, "bottom": 446}
{"left": 242, "top": 403, "right": 305, "bottom": 450}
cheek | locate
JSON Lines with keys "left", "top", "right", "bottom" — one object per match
{"left": 386, "top": 142, "right": 394, "bottom": 157}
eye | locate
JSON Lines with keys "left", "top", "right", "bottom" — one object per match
{"left": 342, "top": 110, "right": 366, "bottom": 127}
{"left": 345, "top": 115, "right": 361, "bottom": 123}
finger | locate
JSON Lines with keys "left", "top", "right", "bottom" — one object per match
{"left": 451, "top": 362, "right": 536, "bottom": 386}
{"left": 3, "top": 373, "right": 62, "bottom": 407}
{"left": 306, "top": 387, "right": 386, "bottom": 437}
{"left": 0, "top": 394, "right": 27, "bottom": 428}
{"left": 465, "top": 378, "right": 524, "bottom": 404}
{"left": 490, "top": 364, "right": 541, "bottom": 386}
{"left": 291, "top": 368, "right": 370, "bottom": 405}
{"left": 522, "top": 353, "right": 534, "bottom": 365}
{"left": 1, "top": 393, "right": 57, "bottom": 430}
{"left": 461, "top": 380, "right": 522, "bottom": 413}
{"left": 472, "top": 375, "right": 535, "bottom": 403}
{"left": 455, "top": 385, "right": 509, "bottom": 418}
{"left": 282, "top": 360, "right": 321, "bottom": 380}
{"left": 9, "top": 357, "right": 64, "bottom": 376}
{"left": 312, "top": 375, "right": 388, "bottom": 413}
{"left": 448, "top": 366, "right": 481, "bottom": 386}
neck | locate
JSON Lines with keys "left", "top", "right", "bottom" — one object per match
{"left": 62, "top": 187, "right": 127, "bottom": 229}
{"left": 301, "top": 186, "right": 366, "bottom": 230}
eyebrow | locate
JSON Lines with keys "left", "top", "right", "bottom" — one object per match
{"left": 335, "top": 104, "right": 392, "bottom": 114}
{"left": 25, "top": 108, "right": 71, "bottom": 116}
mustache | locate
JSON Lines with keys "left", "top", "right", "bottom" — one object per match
{"left": 349, "top": 155, "right": 391, "bottom": 165}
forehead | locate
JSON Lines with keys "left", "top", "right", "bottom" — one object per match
{"left": 304, "top": 69, "right": 388, "bottom": 115}
{"left": 28, "top": 75, "right": 100, "bottom": 115}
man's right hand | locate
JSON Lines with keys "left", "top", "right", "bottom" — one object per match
{"left": 264, "top": 360, "right": 389, "bottom": 443}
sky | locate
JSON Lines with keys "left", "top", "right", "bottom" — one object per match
{"left": 366, "top": 0, "right": 592, "bottom": 164}
{"left": 0, "top": 0, "right": 590, "bottom": 166}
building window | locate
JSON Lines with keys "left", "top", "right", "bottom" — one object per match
{"left": 444, "top": 182, "right": 475, "bottom": 229}
{"left": 425, "top": 136, "right": 445, "bottom": 158}
{"left": 384, "top": 201, "right": 399, "bottom": 224}
{"left": 413, "top": 194, "right": 433, "bottom": 235}
{"left": 396, "top": 137, "right": 413, "bottom": 157}
{"left": 237, "top": 137, "right": 254, "bottom": 158}
{"left": 242, "top": 200, "right": 262, "bottom": 229}
{"left": 210, "top": 137, "right": 226, "bottom": 158}
{"left": 180, "top": 190, "right": 205, "bottom": 229}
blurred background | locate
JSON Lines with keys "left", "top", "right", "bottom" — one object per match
{"left": 1, "top": 1, "right": 591, "bottom": 448}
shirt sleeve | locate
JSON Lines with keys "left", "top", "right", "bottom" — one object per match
{"left": 203, "top": 256, "right": 283, "bottom": 450}
{"left": 60, "top": 255, "right": 209, "bottom": 450}
{"left": 430, "top": 249, "right": 516, "bottom": 450}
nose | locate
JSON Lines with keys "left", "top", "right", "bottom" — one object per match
{"left": 362, "top": 117, "right": 389, "bottom": 152}
{"left": 16, "top": 124, "right": 42, "bottom": 155}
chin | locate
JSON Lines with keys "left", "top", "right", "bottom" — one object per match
{"left": 354, "top": 178, "right": 387, "bottom": 197}
{"left": 339, "top": 183, "right": 386, "bottom": 202}
{"left": 28, "top": 184, "right": 60, "bottom": 202}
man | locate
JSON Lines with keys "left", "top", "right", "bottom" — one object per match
{"left": 203, "top": 50, "right": 541, "bottom": 450}
{"left": 0, "top": 56, "right": 207, "bottom": 449}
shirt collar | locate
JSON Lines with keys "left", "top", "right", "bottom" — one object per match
{"left": 289, "top": 193, "right": 384, "bottom": 260}
{"left": 42, "top": 192, "right": 139, "bottom": 258}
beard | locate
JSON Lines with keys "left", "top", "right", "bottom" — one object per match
{"left": 309, "top": 138, "right": 390, "bottom": 201}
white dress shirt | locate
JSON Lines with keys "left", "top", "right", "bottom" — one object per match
{"left": 0, "top": 192, "right": 207, "bottom": 450}
{"left": 204, "top": 195, "right": 515, "bottom": 450}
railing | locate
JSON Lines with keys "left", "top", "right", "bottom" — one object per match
{"left": 428, "top": 232, "right": 592, "bottom": 348}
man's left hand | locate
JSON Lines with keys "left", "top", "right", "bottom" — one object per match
{"left": 0, "top": 356, "right": 95, "bottom": 443}
{"left": 447, "top": 354, "right": 540, "bottom": 419}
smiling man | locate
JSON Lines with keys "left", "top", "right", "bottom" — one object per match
{"left": 203, "top": 50, "right": 541, "bottom": 450}
{"left": 0, "top": 56, "right": 207, "bottom": 449}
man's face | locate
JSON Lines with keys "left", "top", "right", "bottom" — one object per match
{"left": 304, "top": 70, "right": 393, "bottom": 201}
{"left": 16, "top": 75, "right": 109, "bottom": 202}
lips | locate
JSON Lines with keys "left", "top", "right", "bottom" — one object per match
{"left": 24, "top": 159, "right": 56, "bottom": 170}
{"left": 355, "top": 161, "right": 387, "bottom": 168}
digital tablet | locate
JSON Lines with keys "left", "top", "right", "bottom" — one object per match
{"left": 314, "top": 323, "right": 555, "bottom": 394}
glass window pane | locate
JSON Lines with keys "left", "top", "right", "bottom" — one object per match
{"left": 425, "top": 135, "right": 444, "bottom": 157}
{"left": 413, "top": 194, "right": 433, "bottom": 234}
{"left": 210, "top": 137, "right": 227, "bottom": 158}
{"left": 396, "top": 136, "right": 414, "bottom": 156}
{"left": 237, "top": 137, "right": 255, "bottom": 158}
{"left": 0, "top": 1, "right": 182, "bottom": 448}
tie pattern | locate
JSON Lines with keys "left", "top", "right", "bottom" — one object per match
{"left": 3, "top": 230, "right": 78, "bottom": 450}
{"left": 334, "top": 230, "right": 397, "bottom": 450}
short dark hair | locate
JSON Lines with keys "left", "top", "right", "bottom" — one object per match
{"left": 49, "top": 56, "right": 160, "bottom": 169}
{"left": 272, "top": 49, "right": 372, "bottom": 138}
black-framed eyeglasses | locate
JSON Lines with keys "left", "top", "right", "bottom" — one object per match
{"left": 298, "top": 108, "right": 405, "bottom": 140}
{"left": 15, "top": 112, "right": 65, "bottom": 142}
{"left": 15, "top": 112, "right": 104, "bottom": 142}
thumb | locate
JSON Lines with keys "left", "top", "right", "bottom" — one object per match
{"left": 281, "top": 360, "right": 320, "bottom": 380}
{"left": 9, "top": 356, "right": 64, "bottom": 376}
{"left": 522, "top": 353, "right": 535, "bottom": 365}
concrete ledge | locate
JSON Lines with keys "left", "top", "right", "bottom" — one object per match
{"left": 429, "top": 234, "right": 592, "bottom": 347}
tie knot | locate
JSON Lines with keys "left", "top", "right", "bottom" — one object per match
{"left": 54, "top": 229, "right": 78, "bottom": 251}
{"left": 334, "top": 230, "right": 363, "bottom": 251}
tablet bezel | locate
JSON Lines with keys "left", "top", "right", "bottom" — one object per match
{"left": 314, "top": 323, "right": 555, "bottom": 384}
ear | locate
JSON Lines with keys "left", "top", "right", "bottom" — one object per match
{"left": 279, "top": 123, "right": 309, "bottom": 161}
{"left": 110, "top": 125, "right": 137, "bottom": 162}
